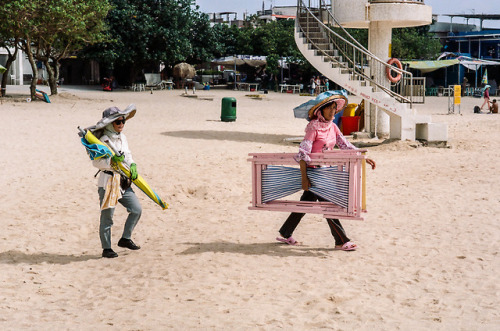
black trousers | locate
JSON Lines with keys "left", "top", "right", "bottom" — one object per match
{"left": 279, "top": 190, "right": 350, "bottom": 246}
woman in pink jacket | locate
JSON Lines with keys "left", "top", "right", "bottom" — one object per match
{"left": 481, "top": 85, "right": 491, "bottom": 111}
{"left": 277, "top": 93, "right": 376, "bottom": 250}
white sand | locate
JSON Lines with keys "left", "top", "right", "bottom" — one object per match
{"left": 0, "top": 85, "right": 499, "bottom": 330}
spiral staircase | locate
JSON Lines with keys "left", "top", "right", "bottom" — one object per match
{"left": 295, "top": 1, "right": 447, "bottom": 142}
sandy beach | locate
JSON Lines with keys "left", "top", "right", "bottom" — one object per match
{"left": 0, "top": 85, "right": 499, "bottom": 330}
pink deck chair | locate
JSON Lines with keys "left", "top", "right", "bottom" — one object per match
{"left": 248, "top": 150, "right": 367, "bottom": 220}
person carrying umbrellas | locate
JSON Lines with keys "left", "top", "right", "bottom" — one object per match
{"left": 91, "top": 105, "right": 142, "bottom": 258}
{"left": 276, "top": 92, "right": 376, "bottom": 250}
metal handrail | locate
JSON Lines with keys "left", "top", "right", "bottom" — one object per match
{"left": 369, "top": 0, "right": 424, "bottom": 4}
{"left": 296, "top": 0, "right": 415, "bottom": 106}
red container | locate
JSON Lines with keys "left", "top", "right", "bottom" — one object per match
{"left": 341, "top": 116, "right": 360, "bottom": 135}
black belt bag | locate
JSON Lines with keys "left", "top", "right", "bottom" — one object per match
{"left": 120, "top": 175, "right": 132, "bottom": 190}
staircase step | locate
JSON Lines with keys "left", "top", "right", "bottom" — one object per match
{"left": 314, "top": 43, "right": 332, "bottom": 50}
{"left": 308, "top": 36, "right": 329, "bottom": 41}
{"left": 349, "top": 74, "right": 366, "bottom": 81}
{"left": 309, "top": 33, "right": 330, "bottom": 44}
{"left": 303, "top": 27, "right": 321, "bottom": 32}
{"left": 317, "top": 49, "right": 335, "bottom": 56}
{"left": 331, "top": 62, "right": 346, "bottom": 68}
{"left": 324, "top": 56, "right": 343, "bottom": 63}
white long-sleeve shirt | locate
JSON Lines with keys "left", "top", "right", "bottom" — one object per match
{"left": 92, "top": 132, "right": 135, "bottom": 188}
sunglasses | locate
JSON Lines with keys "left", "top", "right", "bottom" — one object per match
{"left": 114, "top": 119, "right": 126, "bottom": 125}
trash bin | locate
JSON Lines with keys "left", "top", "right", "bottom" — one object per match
{"left": 221, "top": 97, "right": 237, "bottom": 122}
{"left": 341, "top": 116, "right": 360, "bottom": 135}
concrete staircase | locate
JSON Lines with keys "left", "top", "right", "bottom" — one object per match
{"left": 295, "top": 3, "right": 447, "bottom": 142}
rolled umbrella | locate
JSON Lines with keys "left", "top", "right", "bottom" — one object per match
{"left": 78, "top": 127, "right": 169, "bottom": 210}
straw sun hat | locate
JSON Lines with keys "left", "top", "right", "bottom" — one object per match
{"left": 293, "top": 90, "right": 348, "bottom": 120}
{"left": 307, "top": 93, "right": 347, "bottom": 119}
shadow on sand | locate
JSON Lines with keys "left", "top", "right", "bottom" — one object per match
{"left": 0, "top": 250, "right": 101, "bottom": 265}
{"left": 162, "top": 130, "right": 298, "bottom": 145}
{"left": 178, "top": 241, "right": 337, "bottom": 258}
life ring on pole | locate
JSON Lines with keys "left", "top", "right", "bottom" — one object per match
{"left": 386, "top": 58, "right": 402, "bottom": 83}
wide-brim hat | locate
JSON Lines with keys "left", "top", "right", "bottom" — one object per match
{"left": 293, "top": 90, "right": 348, "bottom": 120}
{"left": 83, "top": 104, "right": 137, "bottom": 135}
{"left": 308, "top": 94, "right": 347, "bottom": 119}
{"left": 485, "top": 85, "right": 491, "bottom": 89}
{"left": 101, "top": 104, "right": 136, "bottom": 122}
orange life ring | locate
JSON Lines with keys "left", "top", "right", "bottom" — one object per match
{"left": 386, "top": 58, "right": 402, "bottom": 83}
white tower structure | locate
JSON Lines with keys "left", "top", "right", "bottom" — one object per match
{"left": 333, "top": 0, "right": 432, "bottom": 137}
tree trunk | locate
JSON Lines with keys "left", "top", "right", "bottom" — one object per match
{"left": 44, "top": 59, "right": 57, "bottom": 95}
{"left": 129, "top": 63, "right": 137, "bottom": 86}
{"left": 0, "top": 47, "right": 18, "bottom": 97}
{"left": 24, "top": 39, "right": 38, "bottom": 100}
{"left": 54, "top": 60, "right": 60, "bottom": 86}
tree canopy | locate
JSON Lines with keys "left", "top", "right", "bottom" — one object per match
{"left": 0, "top": 0, "right": 110, "bottom": 96}
{"left": 81, "top": 0, "right": 217, "bottom": 83}
{"left": 391, "top": 25, "right": 442, "bottom": 60}
{"left": 333, "top": 23, "right": 442, "bottom": 61}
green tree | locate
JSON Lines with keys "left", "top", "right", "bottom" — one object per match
{"left": 0, "top": 0, "right": 35, "bottom": 97}
{"left": 211, "top": 24, "right": 240, "bottom": 57}
{"left": 82, "top": 0, "right": 215, "bottom": 84}
{"left": 331, "top": 24, "right": 440, "bottom": 60}
{"left": 265, "top": 53, "right": 280, "bottom": 91}
{"left": 33, "top": 0, "right": 111, "bottom": 95}
{"left": 0, "top": 0, "right": 110, "bottom": 98}
{"left": 186, "top": 11, "right": 221, "bottom": 64}
{"left": 392, "top": 25, "right": 442, "bottom": 60}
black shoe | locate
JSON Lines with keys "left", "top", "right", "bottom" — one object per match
{"left": 102, "top": 248, "right": 118, "bottom": 258}
{"left": 117, "top": 238, "right": 141, "bottom": 250}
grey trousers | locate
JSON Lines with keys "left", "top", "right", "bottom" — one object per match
{"left": 98, "top": 187, "right": 142, "bottom": 249}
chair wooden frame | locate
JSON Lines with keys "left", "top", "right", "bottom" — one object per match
{"left": 248, "top": 150, "right": 367, "bottom": 220}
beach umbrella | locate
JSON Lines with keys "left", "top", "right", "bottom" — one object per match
{"left": 211, "top": 55, "right": 267, "bottom": 68}
{"left": 78, "top": 128, "right": 169, "bottom": 210}
{"left": 211, "top": 56, "right": 245, "bottom": 66}
{"left": 482, "top": 68, "right": 488, "bottom": 85}
{"left": 0, "top": 64, "right": 6, "bottom": 74}
{"left": 173, "top": 62, "right": 196, "bottom": 79}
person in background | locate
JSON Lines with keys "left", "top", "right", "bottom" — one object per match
{"left": 490, "top": 99, "right": 498, "bottom": 114}
{"left": 315, "top": 76, "right": 321, "bottom": 95}
{"left": 310, "top": 76, "right": 316, "bottom": 95}
{"left": 481, "top": 85, "right": 491, "bottom": 111}
{"left": 324, "top": 78, "right": 330, "bottom": 91}
{"left": 461, "top": 77, "right": 468, "bottom": 97}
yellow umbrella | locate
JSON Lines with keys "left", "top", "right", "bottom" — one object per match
{"left": 482, "top": 69, "right": 488, "bottom": 85}
{"left": 80, "top": 128, "right": 168, "bottom": 210}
